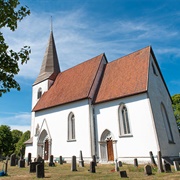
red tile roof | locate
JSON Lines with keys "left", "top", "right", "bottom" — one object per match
{"left": 33, "top": 54, "right": 105, "bottom": 111}
{"left": 95, "top": 46, "right": 151, "bottom": 103}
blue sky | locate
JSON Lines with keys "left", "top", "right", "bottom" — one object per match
{"left": 0, "top": 0, "right": 180, "bottom": 132}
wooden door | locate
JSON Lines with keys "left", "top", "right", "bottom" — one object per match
{"left": 107, "top": 140, "right": 114, "bottom": 161}
{"left": 44, "top": 139, "right": 49, "bottom": 160}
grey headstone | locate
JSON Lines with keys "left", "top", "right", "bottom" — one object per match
{"left": 71, "top": 156, "right": 77, "bottom": 171}
{"left": 18, "top": 159, "right": 25, "bottom": 168}
{"left": 118, "top": 161, "right": 122, "bottom": 167}
{"left": 134, "top": 158, "right": 138, "bottom": 167}
{"left": 115, "top": 159, "right": 119, "bottom": 172}
{"left": 173, "top": 161, "right": 180, "bottom": 171}
{"left": 27, "top": 153, "right": 32, "bottom": 166}
{"left": 90, "top": 161, "right": 96, "bottom": 173}
{"left": 36, "top": 163, "right": 44, "bottom": 178}
{"left": 59, "top": 156, "right": 63, "bottom": 165}
{"left": 157, "top": 151, "right": 164, "bottom": 173}
{"left": 10, "top": 153, "right": 16, "bottom": 166}
{"left": 164, "top": 163, "right": 171, "bottom": 173}
{"left": 92, "top": 155, "right": 97, "bottom": 166}
{"left": 119, "top": 170, "right": 128, "bottom": 178}
{"left": 144, "top": 165, "right": 152, "bottom": 175}
{"left": 149, "top": 151, "right": 157, "bottom": 166}
{"left": 49, "top": 155, "right": 55, "bottom": 166}
{"left": 79, "top": 150, "right": 84, "bottom": 167}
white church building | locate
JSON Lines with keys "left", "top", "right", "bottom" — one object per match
{"left": 25, "top": 31, "right": 180, "bottom": 164}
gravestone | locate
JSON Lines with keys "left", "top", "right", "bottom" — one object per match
{"left": 118, "top": 161, "right": 122, "bottom": 167}
{"left": 134, "top": 158, "right": 138, "bottom": 167}
{"left": 119, "top": 171, "right": 128, "bottom": 178}
{"left": 157, "top": 151, "right": 164, "bottom": 173}
{"left": 149, "top": 151, "right": 157, "bottom": 166}
{"left": 90, "top": 161, "right": 96, "bottom": 173}
{"left": 18, "top": 159, "right": 25, "bottom": 168}
{"left": 27, "top": 153, "right": 32, "bottom": 166}
{"left": 173, "top": 161, "right": 180, "bottom": 171}
{"left": 49, "top": 155, "right": 55, "bottom": 166}
{"left": 30, "top": 162, "right": 40, "bottom": 173}
{"left": 79, "top": 150, "right": 84, "bottom": 167}
{"left": 59, "top": 156, "right": 63, "bottom": 165}
{"left": 15, "top": 158, "right": 19, "bottom": 166}
{"left": 144, "top": 165, "right": 152, "bottom": 175}
{"left": 92, "top": 155, "right": 97, "bottom": 166}
{"left": 164, "top": 163, "right": 171, "bottom": 173}
{"left": 36, "top": 163, "right": 44, "bottom": 178}
{"left": 115, "top": 159, "right": 119, "bottom": 172}
{"left": 10, "top": 153, "right": 16, "bottom": 166}
{"left": 71, "top": 156, "right": 77, "bottom": 171}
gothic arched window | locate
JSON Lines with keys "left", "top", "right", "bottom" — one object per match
{"left": 68, "top": 112, "right": 76, "bottom": 140}
{"left": 37, "top": 88, "right": 42, "bottom": 99}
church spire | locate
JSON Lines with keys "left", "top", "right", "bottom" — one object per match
{"left": 34, "top": 31, "right": 60, "bottom": 85}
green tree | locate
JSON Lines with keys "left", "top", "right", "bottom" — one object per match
{"left": 10, "top": 129, "right": 23, "bottom": 154}
{"left": 15, "top": 130, "right": 30, "bottom": 157}
{"left": 0, "top": 125, "right": 12, "bottom": 156}
{"left": 172, "top": 94, "right": 180, "bottom": 132}
{"left": 0, "top": 0, "right": 31, "bottom": 96}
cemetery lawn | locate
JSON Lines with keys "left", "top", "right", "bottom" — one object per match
{"left": 1, "top": 162, "right": 180, "bottom": 179}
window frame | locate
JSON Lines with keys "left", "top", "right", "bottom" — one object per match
{"left": 37, "top": 87, "right": 42, "bottom": 99}
{"left": 67, "top": 112, "right": 76, "bottom": 142}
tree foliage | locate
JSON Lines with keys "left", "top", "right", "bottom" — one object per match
{"left": 172, "top": 94, "right": 180, "bottom": 132}
{"left": 0, "top": 0, "right": 31, "bottom": 96}
{"left": 0, "top": 125, "right": 12, "bottom": 156}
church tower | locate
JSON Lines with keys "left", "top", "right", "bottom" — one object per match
{"left": 32, "top": 31, "right": 60, "bottom": 108}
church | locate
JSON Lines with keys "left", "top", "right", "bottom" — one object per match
{"left": 25, "top": 31, "right": 180, "bottom": 164}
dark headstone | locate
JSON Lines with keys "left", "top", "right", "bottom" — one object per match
{"left": 36, "top": 163, "right": 44, "bottom": 178}
{"left": 30, "top": 162, "right": 40, "bottom": 173}
{"left": 15, "top": 158, "right": 19, "bottom": 166}
{"left": 49, "top": 155, "right": 55, "bottom": 166}
{"left": 118, "top": 161, "right": 122, "bottom": 167}
{"left": 134, "top": 158, "right": 138, "bottom": 167}
{"left": 92, "top": 155, "right": 97, "bottom": 166}
{"left": 10, "top": 153, "right": 16, "bottom": 166}
{"left": 157, "top": 151, "right": 164, "bottom": 173}
{"left": 71, "top": 156, "right": 77, "bottom": 171}
{"left": 18, "top": 159, "right": 25, "bottom": 168}
{"left": 90, "top": 161, "right": 96, "bottom": 173}
{"left": 27, "top": 153, "right": 32, "bottom": 166}
{"left": 79, "top": 150, "right": 84, "bottom": 167}
{"left": 59, "top": 156, "right": 63, "bottom": 165}
{"left": 144, "top": 165, "right": 152, "bottom": 175}
{"left": 164, "top": 163, "right": 171, "bottom": 173}
{"left": 149, "top": 151, "right": 157, "bottom": 166}
{"left": 173, "top": 161, "right": 180, "bottom": 171}
{"left": 119, "top": 170, "right": 128, "bottom": 178}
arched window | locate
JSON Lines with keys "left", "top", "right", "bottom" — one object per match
{"left": 68, "top": 112, "right": 75, "bottom": 140}
{"left": 161, "top": 103, "right": 174, "bottom": 143}
{"left": 118, "top": 104, "right": 131, "bottom": 136}
{"left": 37, "top": 88, "right": 42, "bottom": 99}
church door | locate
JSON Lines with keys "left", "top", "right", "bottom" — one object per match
{"left": 44, "top": 139, "right": 49, "bottom": 160}
{"left": 107, "top": 140, "right": 114, "bottom": 161}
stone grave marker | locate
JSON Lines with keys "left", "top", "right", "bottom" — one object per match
{"left": 92, "top": 155, "right": 97, "bottom": 166}
{"left": 164, "top": 163, "right": 171, "bottom": 173}
{"left": 149, "top": 151, "right": 157, "bottom": 166}
{"left": 71, "top": 156, "right": 77, "bottom": 171}
{"left": 173, "top": 161, "right": 180, "bottom": 171}
{"left": 90, "top": 161, "right": 96, "bottom": 173}
{"left": 119, "top": 171, "right": 128, "bottom": 178}
{"left": 59, "top": 156, "right": 63, "bottom": 165}
{"left": 157, "top": 151, "right": 164, "bottom": 173}
{"left": 27, "top": 153, "right": 31, "bottom": 166}
{"left": 18, "top": 159, "right": 25, "bottom": 168}
{"left": 36, "top": 163, "right": 44, "bottom": 178}
{"left": 10, "top": 153, "right": 16, "bottom": 166}
{"left": 30, "top": 162, "right": 40, "bottom": 173}
{"left": 115, "top": 159, "right": 119, "bottom": 172}
{"left": 79, "top": 150, "right": 84, "bottom": 167}
{"left": 134, "top": 158, "right": 138, "bottom": 167}
{"left": 118, "top": 161, "right": 122, "bottom": 167}
{"left": 144, "top": 165, "right": 152, "bottom": 175}
{"left": 49, "top": 155, "right": 55, "bottom": 166}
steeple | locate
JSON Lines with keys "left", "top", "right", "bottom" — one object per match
{"left": 34, "top": 31, "right": 60, "bottom": 85}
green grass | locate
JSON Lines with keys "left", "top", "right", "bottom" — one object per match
{"left": 0, "top": 162, "right": 180, "bottom": 179}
